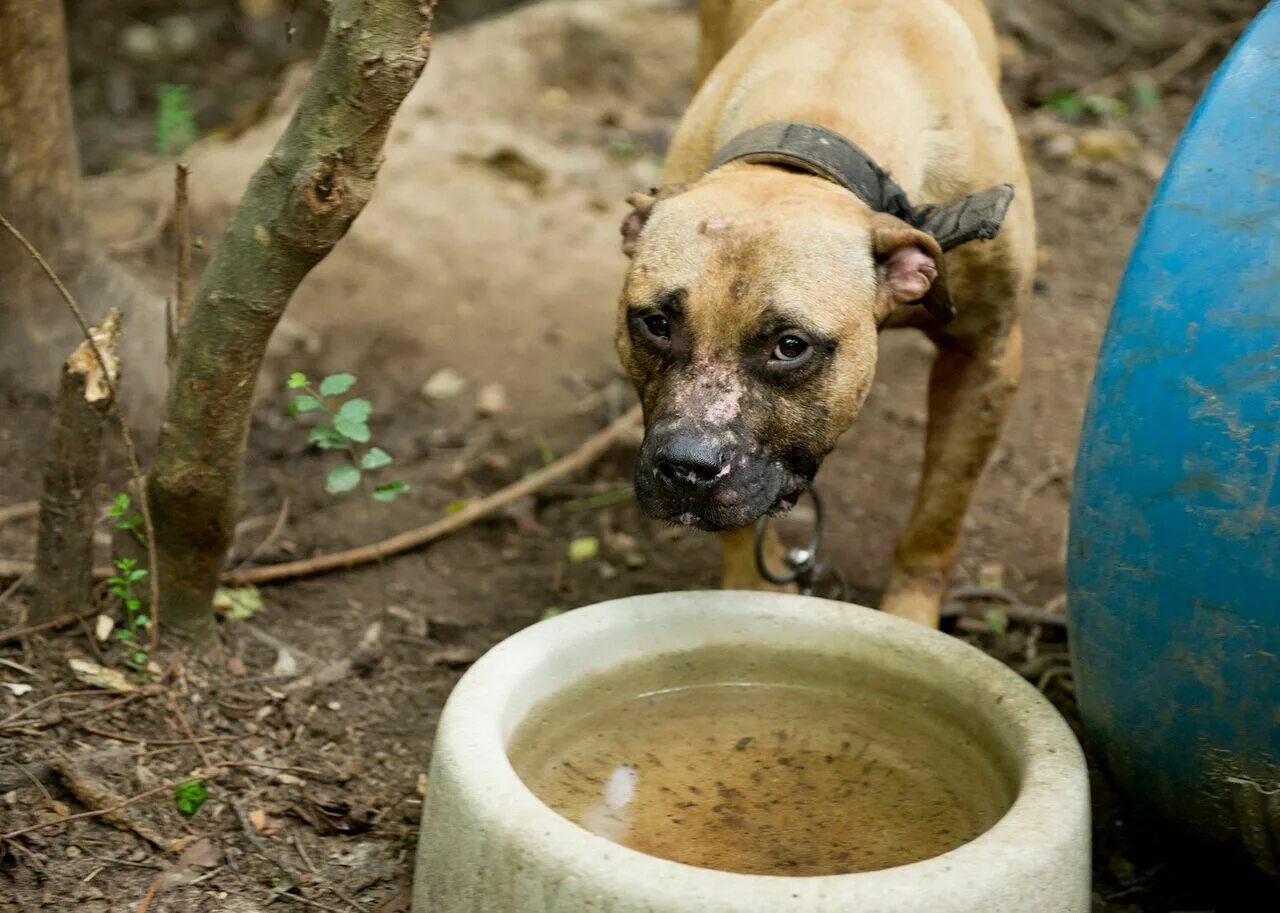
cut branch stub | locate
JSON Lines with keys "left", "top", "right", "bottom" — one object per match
{"left": 147, "top": 0, "right": 439, "bottom": 639}
{"left": 32, "top": 310, "right": 122, "bottom": 621}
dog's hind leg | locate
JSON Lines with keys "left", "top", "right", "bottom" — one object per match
{"left": 880, "top": 322, "right": 1023, "bottom": 627}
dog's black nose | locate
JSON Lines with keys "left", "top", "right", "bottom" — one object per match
{"left": 655, "top": 435, "right": 725, "bottom": 488}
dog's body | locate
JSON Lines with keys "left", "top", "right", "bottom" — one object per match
{"left": 617, "top": 0, "right": 1034, "bottom": 627}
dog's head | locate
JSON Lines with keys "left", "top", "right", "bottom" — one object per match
{"left": 616, "top": 166, "right": 947, "bottom": 531}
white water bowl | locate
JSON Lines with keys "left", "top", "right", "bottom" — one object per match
{"left": 413, "top": 591, "right": 1090, "bottom": 912}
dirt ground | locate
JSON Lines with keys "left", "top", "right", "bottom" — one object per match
{"left": 2, "top": 0, "right": 1276, "bottom": 910}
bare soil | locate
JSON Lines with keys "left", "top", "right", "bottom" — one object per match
{"left": 2, "top": 1, "right": 1275, "bottom": 910}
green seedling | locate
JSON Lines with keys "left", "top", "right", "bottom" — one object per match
{"left": 287, "top": 372, "right": 408, "bottom": 502}
{"left": 109, "top": 492, "right": 145, "bottom": 545}
{"left": 173, "top": 777, "right": 208, "bottom": 816}
{"left": 107, "top": 557, "right": 151, "bottom": 670}
{"left": 1041, "top": 90, "right": 1129, "bottom": 121}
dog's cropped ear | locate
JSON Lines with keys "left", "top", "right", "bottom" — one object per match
{"left": 620, "top": 184, "right": 688, "bottom": 257}
{"left": 871, "top": 214, "right": 955, "bottom": 323}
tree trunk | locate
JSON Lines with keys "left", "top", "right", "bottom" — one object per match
{"left": 0, "top": 0, "right": 85, "bottom": 375}
{"left": 147, "top": 0, "right": 438, "bottom": 640}
{"left": 32, "top": 311, "right": 121, "bottom": 621}
{"left": 0, "top": 0, "right": 167, "bottom": 417}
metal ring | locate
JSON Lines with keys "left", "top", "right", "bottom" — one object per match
{"left": 753, "top": 488, "right": 824, "bottom": 586}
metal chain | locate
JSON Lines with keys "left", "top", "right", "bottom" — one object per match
{"left": 753, "top": 488, "right": 847, "bottom": 599}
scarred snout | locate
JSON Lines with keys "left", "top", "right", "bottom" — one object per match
{"left": 634, "top": 416, "right": 809, "bottom": 531}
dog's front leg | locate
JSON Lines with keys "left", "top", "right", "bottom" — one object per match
{"left": 881, "top": 324, "right": 1023, "bottom": 627}
{"left": 719, "top": 525, "right": 795, "bottom": 592}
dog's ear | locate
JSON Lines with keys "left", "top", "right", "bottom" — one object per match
{"left": 620, "top": 184, "right": 688, "bottom": 258}
{"left": 871, "top": 215, "right": 955, "bottom": 323}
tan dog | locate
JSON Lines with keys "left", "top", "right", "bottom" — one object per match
{"left": 616, "top": 0, "right": 1034, "bottom": 628}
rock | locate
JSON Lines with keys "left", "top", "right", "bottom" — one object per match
{"left": 421, "top": 368, "right": 467, "bottom": 401}
{"left": 476, "top": 382, "right": 509, "bottom": 416}
{"left": 1073, "top": 128, "right": 1140, "bottom": 164}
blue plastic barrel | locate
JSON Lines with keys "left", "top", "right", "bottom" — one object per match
{"left": 1067, "top": 2, "right": 1280, "bottom": 875}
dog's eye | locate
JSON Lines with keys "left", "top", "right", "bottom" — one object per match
{"left": 643, "top": 314, "right": 671, "bottom": 340}
{"left": 772, "top": 334, "right": 810, "bottom": 361}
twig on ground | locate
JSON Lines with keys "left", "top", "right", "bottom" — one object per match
{"left": 1079, "top": 17, "right": 1252, "bottom": 96}
{"left": 0, "top": 212, "right": 162, "bottom": 652}
{"left": 168, "top": 692, "right": 214, "bottom": 770}
{"left": 233, "top": 497, "right": 291, "bottom": 570}
{"left": 225, "top": 405, "right": 643, "bottom": 587}
{"left": 1, "top": 765, "right": 176, "bottom": 845}
{"left": 11, "top": 762, "right": 55, "bottom": 803}
{"left": 0, "top": 570, "right": 29, "bottom": 610}
{"left": 0, "top": 501, "right": 38, "bottom": 526}
{"left": 136, "top": 874, "right": 163, "bottom": 913}
{"left": 76, "top": 721, "right": 244, "bottom": 748}
{"left": 941, "top": 587, "right": 1069, "bottom": 629}
{"left": 0, "top": 688, "right": 119, "bottom": 730}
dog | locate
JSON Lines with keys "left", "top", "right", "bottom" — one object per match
{"left": 615, "top": 0, "right": 1034, "bottom": 628}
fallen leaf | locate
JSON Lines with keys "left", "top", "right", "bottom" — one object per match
{"left": 213, "top": 586, "right": 263, "bottom": 621}
{"left": 1, "top": 682, "right": 33, "bottom": 696}
{"left": 416, "top": 773, "right": 429, "bottom": 797}
{"left": 94, "top": 614, "right": 115, "bottom": 642}
{"left": 176, "top": 837, "right": 221, "bottom": 869}
{"left": 168, "top": 835, "right": 199, "bottom": 854}
{"left": 68, "top": 658, "right": 136, "bottom": 693}
{"left": 227, "top": 656, "right": 247, "bottom": 677}
{"left": 248, "top": 808, "right": 268, "bottom": 832}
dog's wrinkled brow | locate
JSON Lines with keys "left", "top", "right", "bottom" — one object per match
{"left": 653, "top": 288, "right": 686, "bottom": 315}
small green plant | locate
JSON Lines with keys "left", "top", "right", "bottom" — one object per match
{"left": 107, "top": 557, "right": 151, "bottom": 669}
{"left": 173, "top": 777, "right": 208, "bottom": 816}
{"left": 1040, "top": 90, "right": 1128, "bottom": 121}
{"left": 109, "top": 492, "right": 145, "bottom": 545}
{"left": 156, "top": 83, "right": 197, "bottom": 156}
{"left": 287, "top": 372, "right": 408, "bottom": 502}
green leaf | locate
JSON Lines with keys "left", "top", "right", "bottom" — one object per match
{"left": 567, "top": 536, "right": 599, "bottom": 563}
{"left": 334, "top": 416, "right": 370, "bottom": 442}
{"left": 319, "top": 373, "right": 357, "bottom": 396}
{"left": 134, "top": 615, "right": 150, "bottom": 628}
{"left": 361, "top": 447, "right": 393, "bottom": 470}
{"left": 337, "top": 398, "right": 372, "bottom": 422}
{"left": 287, "top": 372, "right": 310, "bottom": 390}
{"left": 114, "top": 629, "right": 133, "bottom": 642}
{"left": 540, "top": 607, "right": 564, "bottom": 621}
{"left": 372, "top": 480, "right": 408, "bottom": 502}
{"left": 212, "top": 586, "right": 263, "bottom": 621}
{"left": 293, "top": 394, "right": 323, "bottom": 414}
{"left": 334, "top": 399, "right": 373, "bottom": 442}
{"left": 131, "top": 651, "right": 149, "bottom": 667}
{"left": 307, "top": 425, "right": 347, "bottom": 450}
{"left": 982, "top": 609, "right": 1010, "bottom": 637}
{"left": 326, "top": 465, "right": 362, "bottom": 494}
{"left": 128, "top": 569, "right": 148, "bottom": 583}
{"left": 445, "top": 499, "right": 469, "bottom": 515}
{"left": 173, "top": 779, "right": 208, "bottom": 816}
{"left": 111, "top": 493, "right": 130, "bottom": 514}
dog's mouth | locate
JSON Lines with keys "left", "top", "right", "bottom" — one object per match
{"left": 656, "top": 484, "right": 808, "bottom": 532}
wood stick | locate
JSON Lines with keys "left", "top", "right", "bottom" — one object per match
{"left": 223, "top": 405, "right": 642, "bottom": 587}
{"left": 0, "top": 501, "right": 38, "bottom": 526}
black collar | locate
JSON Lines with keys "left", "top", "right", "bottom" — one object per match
{"left": 707, "top": 120, "right": 1015, "bottom": 253}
